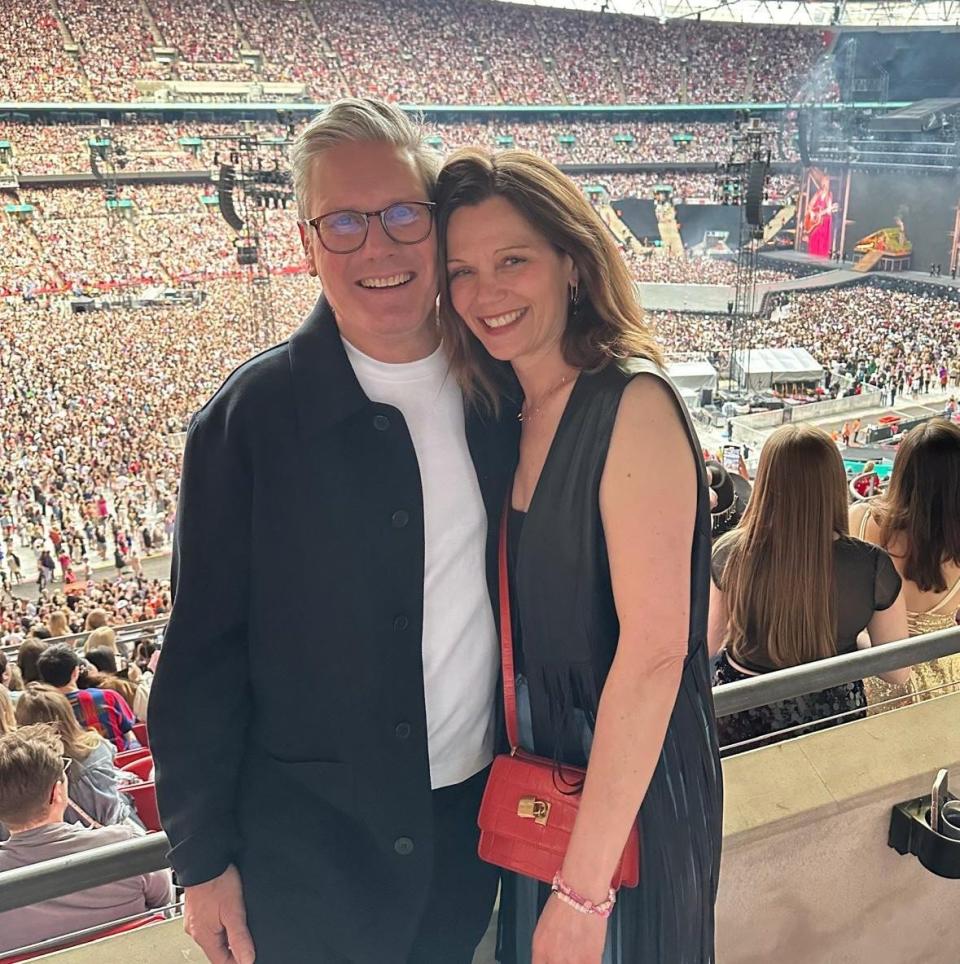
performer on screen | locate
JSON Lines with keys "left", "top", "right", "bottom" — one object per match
{"left": 804, "top": 174, "right": 835, "bottom": 258}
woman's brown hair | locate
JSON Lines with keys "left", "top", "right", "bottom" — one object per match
{"left": 47, "top": 611, "right": 70, "bottom": 638}
{"left": 17, "top": 638, "right": 49, "bottom": 685}
{"left": 872, "top": 418, "right": 960, "bottom": 592}
{"left": 0, "top": 686, "right": 15, "bottom": 736}
{"left": 715, "top": 424, "right": 850, "bottom": 668}
{"left": 14, "top": 683, "right": 101, "bottom": 762}
{"left": 435, "top": 148, "right": 663, "bottom": 413}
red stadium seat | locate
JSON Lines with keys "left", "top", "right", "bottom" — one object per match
{"left": 114, "top": 747, "right": 152, "bottom": 768}
{"left": 120, "top": 755, "right": 154, "bottom": 783}
{"left": 132, "top": 722, "right": 150, "bottom": 748}
{"left": 121, "top": 782, "right": 162, "bottom": 833}
{"left": 0, "top": 913, "right": 166, "bottom": 963}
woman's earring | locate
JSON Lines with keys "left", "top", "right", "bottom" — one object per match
{"left": 569, "top": 283, "right": 580, "bottom": 320}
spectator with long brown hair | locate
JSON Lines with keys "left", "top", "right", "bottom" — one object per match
{"left": 17, "top": 638, "right": 49, "bottom": 686}
{"left": 46, "top": 611, "right": 70, "bottom": 638}
{"left": 438, "top": 146, "right": 721, "bottom": 964}
{"left": 14, "top": 684, "right": 139, "bottom": 829}
{"left": 0, "top": 686, "right": 15, "bottom": 735}
{"left": 850, "top": 418, "right": 960, "bottom": 709}
{"left": 709, "top": 424, "right": 911, "bottom": 752}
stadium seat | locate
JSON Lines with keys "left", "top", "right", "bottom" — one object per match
{"left": 132, "top": 722, "right": 150, "bottom": 748}
{"left": 114, "top": 747, "right": 152, "bottom": 768}
{"left": 119, "top": 755, "right": 154, "bottom": 782}
{"left": 121, "top": 781, "right": 162, "bottom": 833}
{"left": 0, "top": 913, "right": 166, "bottom": 963}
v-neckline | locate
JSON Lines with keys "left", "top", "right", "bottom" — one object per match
{"left": 510, "top": 371, "right": 584, "bottom": 518}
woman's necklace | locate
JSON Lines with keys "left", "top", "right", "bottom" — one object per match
{"left": 519, "top": 371, "right": 577, "bottom": 422}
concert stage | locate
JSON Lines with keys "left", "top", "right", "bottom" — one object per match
{"left": 636, "top": 257, "right": 864, "bottom": 314}
{"left": 635, "top": 249, "right": 960, "bottom": 317}
{"left": 763, "top": 250, "right": 960, "bottom": 293}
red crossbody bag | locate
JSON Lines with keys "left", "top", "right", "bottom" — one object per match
{"left": 476, "top": 501, "right": 641, "bottom": 888}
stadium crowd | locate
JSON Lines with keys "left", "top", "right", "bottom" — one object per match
{"left": 1, "top": 179, "right": 807, "bottom": 295}
{"left": 0, "top": 277, "right": 315, "bottom": 616}
{"left": 650, "top": 285, "right": 960, "bottom": 393}
{"left": 4, "top": 120, "right": 799, "bottom": 176}
{"left": 0, "top": 0, "right": 829, "bottom": 104}
{"left": 626, "top": 256, "right": 794, "bottom": 286}
{"left": 1, "top": 576, "right": 171, "bottom": 647}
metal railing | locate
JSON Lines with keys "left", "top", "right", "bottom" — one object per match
{"left": 712, "top": 624, "right": 960, "bottom": 716}
{"left": 0, "top": 834, "right": 170, "bottom": 914}
{"left": 1, "top": 618, "right": 168, "bottom": 660}
{"left": 0, "top": 626, "right": 958, "bottom": 918}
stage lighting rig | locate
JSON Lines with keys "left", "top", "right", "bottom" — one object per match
{"left": 88, "top": 135, "right": 132, "bottom": 216}
{"left": 201, "top": 124, "right": 296, "bottom": 344}
{"left": 713, "top": 113, "right": 775, "bottom": 391}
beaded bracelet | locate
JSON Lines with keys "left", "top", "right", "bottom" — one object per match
{"left": 551, "top": 872, "right": 617, "bottom": 919}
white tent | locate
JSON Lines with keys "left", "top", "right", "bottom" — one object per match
{"left": 732, "top": 347, "right": 823, "bottom": 390}
{"left": 666, "top": 360, "right": 718, "bottom": 394}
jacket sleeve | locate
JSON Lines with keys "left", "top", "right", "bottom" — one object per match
{"left": 148, "top": 404, "right": 252, "bottom": 886}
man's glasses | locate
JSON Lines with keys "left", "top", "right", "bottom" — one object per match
{"left": 50, "top": 757, "right": 72, "bottom": 804}
{"left": 304, "top": 201, "right": 436, "bottom": 254}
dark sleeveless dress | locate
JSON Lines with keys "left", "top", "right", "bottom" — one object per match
{"left": 497, "top": 360, "right": 723, "bottom": 964}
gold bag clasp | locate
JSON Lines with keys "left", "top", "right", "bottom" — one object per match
{"left": 517, "top": 796, "right": 551, "bottom": 826}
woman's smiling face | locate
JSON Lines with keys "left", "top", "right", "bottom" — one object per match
{"left": 445, "top": 195, "right": 576, "bottom": 364}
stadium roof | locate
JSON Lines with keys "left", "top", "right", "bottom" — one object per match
{"left": 498, "top": 0, "right": 960, "bottom": 26}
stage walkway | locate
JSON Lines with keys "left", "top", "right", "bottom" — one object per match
{"left": 764, "top": 250, "right": 960, "bottom": 292}
{"left": 638, "top": 250, "right": 960, "bottom": 315}
{"left": 636, "top": 266, "right": 861, "bottom": 314}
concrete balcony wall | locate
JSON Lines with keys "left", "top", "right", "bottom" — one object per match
{"left": 31, "top": 693, "right": 960, "bottom": 963}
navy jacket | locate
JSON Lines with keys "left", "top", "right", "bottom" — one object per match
{"left": 149, "top": 296, "right": 517, "bottom": 963}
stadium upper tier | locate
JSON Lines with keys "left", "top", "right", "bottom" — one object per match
{"left": 1, "top": 119, "right": 800, "bottom": 175}
{"left": 0, "top": 0, "right": 832, "bottom": 105}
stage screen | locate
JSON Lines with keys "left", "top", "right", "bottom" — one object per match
{"left": 846, "top": 172, "right": 959, "bottom": 270}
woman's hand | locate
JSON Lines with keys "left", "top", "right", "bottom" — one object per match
{"left": 532, "top": 894, "right": 607, "bottom": 964}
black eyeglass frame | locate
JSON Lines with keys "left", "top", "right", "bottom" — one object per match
{"left": 303, "top": 201, "right": 437, "bottom": 254}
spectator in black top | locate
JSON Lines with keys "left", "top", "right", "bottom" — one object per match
{"left": 708, "top": 424, "right": 911, "bottom": 754}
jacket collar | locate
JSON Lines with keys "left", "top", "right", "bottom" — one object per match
{"left": 288, "top": 295, "right": 370, "bottom": 437}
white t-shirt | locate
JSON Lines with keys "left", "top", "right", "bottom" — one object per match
{"left": 343, "top": 337, "right": 498, "bottom": 789}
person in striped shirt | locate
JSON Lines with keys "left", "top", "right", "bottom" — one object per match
{"left": 35, "top": 644, "right": 137, "bottom": 752}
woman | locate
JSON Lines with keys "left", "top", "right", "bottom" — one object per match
{"left": 850, "top": 418, "right": 960, "bottom": 710}
{"left": 47, "top": 610, "right": 70, "bottom": 638}
{"left": 17, "top": 638, "right": 49, "bottom": 685}
{"left": 709, "top": 424, "right": 911, "bottom": 753}
{"left": 438, "top": 149, "right": 722, "bottom": 964}
{"left": 84, "top": 646, "right": 139, "bottom": 709}
{"left": 14, "top": 683, "right": 140, "bottom": 829}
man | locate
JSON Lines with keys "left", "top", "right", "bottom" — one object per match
{"left": 37, "top": 643, "right": 136, "bottom": 751}
{"left": 149, "top": 98, "right": 516, "bottom": 964}
{"left": 0, "top": 724, "right": 173, "bottom": 954}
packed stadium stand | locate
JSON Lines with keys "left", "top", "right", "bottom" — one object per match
{"left": 0, "top": 0, "right": 830, "bottom": 104}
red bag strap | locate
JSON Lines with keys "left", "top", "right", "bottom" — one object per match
{"left": 498, "top": 495, "right": 521, "bottom": 753}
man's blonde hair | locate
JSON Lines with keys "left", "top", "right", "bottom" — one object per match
{"left": 290, "top": 97, "right": 439, "bottom": 221}
{"left": 0, "top": 724, "right": 64, "bottom": 827}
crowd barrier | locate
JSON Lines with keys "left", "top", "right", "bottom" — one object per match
{"left": 1, "top": 625, "right": 956, "bottom": 932}
{"left": 730, "top": 388, "right": 885, "bottom": 443}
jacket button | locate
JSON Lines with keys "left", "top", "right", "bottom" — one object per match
{"left": 391, "top": 510, "right": 409, "bottom": 528}
{"left": 394, "top": 837, "right": 414, "bottom": 856}
{"left": 393, "top": 615, "right": 409, "bottom": 631}
{"left": 373, "top": 414, "right": 390, "bottom": 431}
{"left": 395, "top": 722, "right": 411, "bottom": 740}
